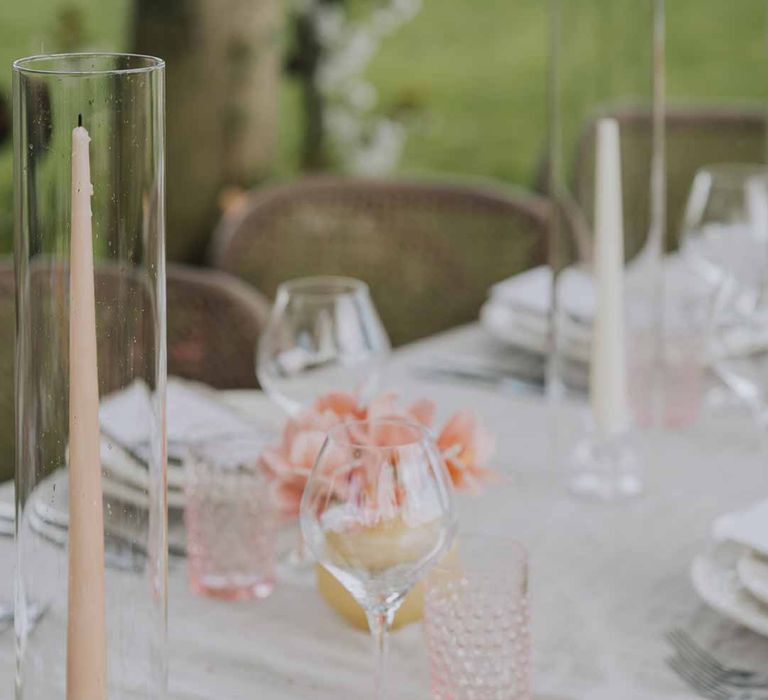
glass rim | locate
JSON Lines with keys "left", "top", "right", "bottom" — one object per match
{"left": 277, "top": 275, "right": 369, "bottom": 300}
{"left": 326, "top": 417, "right": 431, "bottom": 450}
{"left": 12, "top": 52, "right": 165, "bottom": 76}
{"left": 430, "top": 533, "right": 528, "bottom": 574}
{"left": 694, "top": 162, "right": 768, "bottom": 186}
{"left": 186, "top": 436, "right": 268, "bottom": 473}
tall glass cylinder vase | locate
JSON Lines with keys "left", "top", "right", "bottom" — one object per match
{"left": 13, "top": 54, "right": 167, "bottom": 699}
{"left": 548, "top": 1, "right": 665, "bottom": 499}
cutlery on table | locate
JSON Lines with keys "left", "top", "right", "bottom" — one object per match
{"left": 669, "top": 655, "right": 768, "bottom": 700}
{"left": 412, "top": 356, "right": 545, "bottom": 395}
{"left": 667, "top": 629, "right": 768, "bottom": 690}
{"left": 669, "top": 654, "right": 732, "bottom": 699}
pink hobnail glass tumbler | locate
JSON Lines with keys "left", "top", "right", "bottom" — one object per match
{"left": 184, "top": 439, "right": 276, "bottom": 600}
{"left": 627, "top": 265, "right": 708, "bottom": 429}
{"left": 424, "top": 535, "right": 531, "bottom": 700}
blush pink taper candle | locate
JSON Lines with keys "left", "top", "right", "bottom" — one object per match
{"left": 67, "top": 116, "right": 107, "bottom": 700}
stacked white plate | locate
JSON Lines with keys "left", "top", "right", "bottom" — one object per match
{"left": 480, "top": 265, "right": 592, "bottom": 363}
{"left": 0, "top": 379, "right": 274, "bottom": 558}
{"left": 480, "top": 255, "right": 768, "bottom": 371}
{"left": 692, "top": 500, "right": 768, "bottom": 636}
{"left": 99, "top": 378, "right": 273, "bottom": 512}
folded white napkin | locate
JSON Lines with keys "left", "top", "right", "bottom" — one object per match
{"left": 487, "top": 265, "right": 595, "bottom": 322}
{"left": 713, "top": 500, "right": 768, "bottom": 557}
{"left": 481, "top": 255, "right": 717, "bottom": 363}
{"left": 480, "top": 266, "right": 594, "bottom": 362}
{"left": 100, "top": 378, "right": 260, "bottom": 461}
{"left": 98, "top": 379, "right": 271, "bottom": 515}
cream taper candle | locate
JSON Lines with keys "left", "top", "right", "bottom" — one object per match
{"left": 67, "top": 116, "right": 107, "bottom": 700}
{"left": 590, "top": 118, "right": 630, "bottom": 436}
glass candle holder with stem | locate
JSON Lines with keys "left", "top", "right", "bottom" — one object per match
{"left": 548, "top": 0, "right": 665, "bottom": 499}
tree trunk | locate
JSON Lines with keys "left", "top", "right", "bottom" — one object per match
{"left": 133, "top": 0, "right": 282, "bottom": 262}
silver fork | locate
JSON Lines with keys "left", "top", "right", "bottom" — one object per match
{"left": 667, "top": 629, "right": 768, "bottom": 690}
{"left": 668, "top": 655, "right": 768, "bottom": 700}
{"left": 668, "top": 655, "right": 732, "bottom": 699}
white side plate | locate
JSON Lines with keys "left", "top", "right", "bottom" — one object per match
{"left": 691, "top": 542, "right": 768, "bottom": 637}
{"left": 738, "top": 551, "right": 768, "bottom": 607}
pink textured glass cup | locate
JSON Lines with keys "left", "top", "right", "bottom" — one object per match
{"left": 423, "top": 535, "right": 530, "bottom": 700}
{"left": 184, "top": 439, "right": 276, "bottom": 600}
{"left": 629, "top": 330, "right": 704, "bottom": 429}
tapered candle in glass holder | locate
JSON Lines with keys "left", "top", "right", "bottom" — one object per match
{"left": 547, "top": 0, "right": 665, "bottom": 499}
{"left": 13, "top": 53, "right": 167, "bottom": 699}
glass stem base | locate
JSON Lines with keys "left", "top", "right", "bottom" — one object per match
{"left": 366, "top": 602, "right": 396, "bottom": 700}
{"left": 569, "top": 430, "right": 643, "bottom": 501}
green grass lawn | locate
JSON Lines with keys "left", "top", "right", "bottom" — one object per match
{"left": 273, "top": 0, "right": 768, "bottom": 190}
{"left": 0, "top": 0, "right": 130, "bottom": 253}
{"left": 364, "top": 0, "right": 551, "bottom": 186}
{"left": 1, "top": 0, "right": 768, "bottom": 252}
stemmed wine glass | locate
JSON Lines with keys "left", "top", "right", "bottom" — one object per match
{"left": 680, "top": 165, "right": 768, "bottom": 420}
{"left": 257, "top": 276, "right": 391, "bottom": 416}
{"left": 300, "top": 418, "right": 456, "bottom": 700}
{"left": 258, "top": 276, "right": 392, "bottom": 571}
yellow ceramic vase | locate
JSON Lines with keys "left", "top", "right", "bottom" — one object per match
{"left": 316, "top": 542, "right": 459, "bottom": 631}
{"left": 315, "top": 564, "right": 425, "bottom": 631}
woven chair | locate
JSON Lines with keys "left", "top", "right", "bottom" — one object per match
{"left": 0, "top": 263, "right": 13, "bottom": 484}
{"left": 572, "top": 106, "right": 767, "bottom": 258}
{"left": 165, "top": 264, "right": 270, "bottom": 389}
{"left": 210, "top": 178, "right": 550, "bottom": 346}
{"left": 0, "top": 263, "right": 270, "bottom": 483}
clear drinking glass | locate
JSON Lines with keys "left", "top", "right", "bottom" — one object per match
{"left": 13, "top": 54, "right": 167, "bottom": 699}
{"left": 423, "top": 535, "right": 531, "bottom": 700}
{"left": 257, "top": 276, "right": 391, "bottom": 416}
{"left": 680, "top": 165, "right": 768, "bottom": 420}
{"left": 682, "top": 165, "right": 768, "bottom": 290}
{"left": 627, "top": 261, "right": 709, "bottom": 428}
{"left": 184, "top": 439, "right": 276, "bottom": 601}
{"left": 300, "top": 418, "right": 456, "bottom": 700}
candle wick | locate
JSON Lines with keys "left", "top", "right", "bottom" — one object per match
{"left": 78, "top": 113, "right": 83, "bottom": 128}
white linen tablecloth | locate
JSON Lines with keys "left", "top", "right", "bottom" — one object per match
{"left": 2, "top": 324, "right": 767, "bottom": 699}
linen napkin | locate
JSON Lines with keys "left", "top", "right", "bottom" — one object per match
{"left": 713, "top": 500, "right": 768, "bottom": 557}
{"left": 480, "top": 266, "right": 593, "bottom": 361}
{"left": 99, "top": 378, "right": 271, "bottom": 513}
{"left": 480, "top": 255, "right": 718, "bottom": 363}
{"left": 100, "top": 378, "right": 262, "bottom": 462}
{"left": 487, "top": 265, "right": 595, "bottom": 322}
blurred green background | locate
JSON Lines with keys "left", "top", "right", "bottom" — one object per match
{"left": 0, "top": 0, "right": 767, "bottom": 257}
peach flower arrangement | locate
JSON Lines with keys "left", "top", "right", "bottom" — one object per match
{"left": 259, "top": 391, "right": 497, "bottom": 520}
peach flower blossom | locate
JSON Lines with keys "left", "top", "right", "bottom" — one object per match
{"left": 259, "top": 391, "right": 495, "bottom": 519}
{"left": 437, "top": 409, "right": 497, "bottom": 491}
{"left": 408, "top": 398, "right": 436, "bottom": 428}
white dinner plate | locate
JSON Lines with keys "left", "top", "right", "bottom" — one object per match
{"left": 101, "top": 437, "right": 185, "bottom": 510}
{"left": 480, "top": 301, "right": 591, "bottom": 363}
{"left": 102, "top": 470, "right": 186, "bottom": 511}
{"left": 738, "top": 550, "right": 768, "bottom": 607}
{"left": 691, "top": 541, "right": 768, "bottom": 637}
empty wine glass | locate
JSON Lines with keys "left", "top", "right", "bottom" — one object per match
{"left": 257, "top": 277, "right": 391, "bottom": 416}
{"left": 682, "top": 164, "right": 768, "bottom": 291}
{"left": 680, "top": 165, "right": 768, "bottom": 418}
{"left": 300, "top": 418, "right": 456, "bottom": 700}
